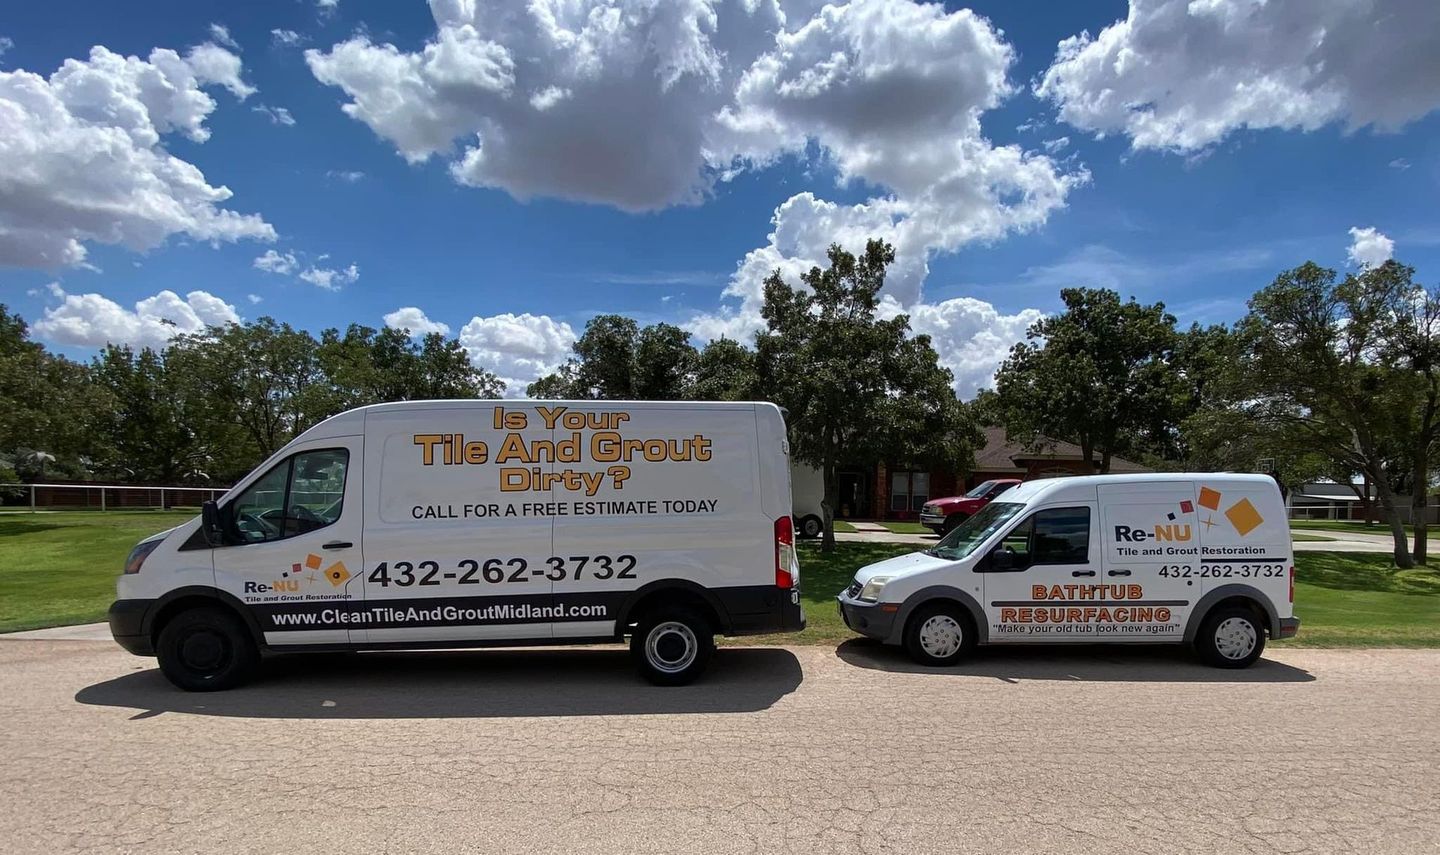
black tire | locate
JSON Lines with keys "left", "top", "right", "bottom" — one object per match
{"left": 630, "top": 606, "right": 715, "bottom": 686}
{"left": 155, "top": 606, "right": 260, "bottom": 691}
{"left": 903, "top": 602, "right": 977, "bottom": 667}
{"left": 941, "top": 513, "right": 967, "bottom": 535}
{"left": 1195, "top": 605, "right": 1266, "bottom": 669}
{"left": 798, "top": 514, "right": 823, "bottom": 539}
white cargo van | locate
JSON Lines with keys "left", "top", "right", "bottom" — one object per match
{"left": 791, "top": 463, "right": 825, "bottom": 538}
{"left": 837, "top": 474, "right": 1298, "bottom": 668}
{"left": 109, "top": 400, "right": 804, "bottom": 690}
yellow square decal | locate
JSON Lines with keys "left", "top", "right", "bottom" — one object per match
{"left": 1198, "top": 486, "right": 1222, "bottom": 511}
{"left": 324, "top": 562, "right": 351, "bottom": 587}
{"left": 305, "top": 553, "right": 324, "bottom": 570}
{"left": 1225, "top": 498, "right": 1264, "bottom": 536}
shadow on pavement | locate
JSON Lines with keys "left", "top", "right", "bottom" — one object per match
{"left": 76, "top": 647, "right": 803, "bottom": 719}
{"left": 835, "top": 638, "right": 1316, "bottom": 683}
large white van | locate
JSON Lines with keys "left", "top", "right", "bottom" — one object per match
{"left": 109, "top": 400, "right": 804, "bottom": 690}
{"left": 837, "top": 474, "right": 1298, "bottom": 668}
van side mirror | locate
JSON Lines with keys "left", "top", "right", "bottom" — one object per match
{"left": 988, "top": 547, "right": 1014, "bottom": 571}
{"left": 201, "top": 500, "right": 225, "bottom": 547}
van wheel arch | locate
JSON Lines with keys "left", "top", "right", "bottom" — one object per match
{"left": 616, "top": 580, "right": 727, "bottom": 638}
{"left": 1183, "top": 585, "right": 1281, "bottom": 642}
{"left": 893, "top": 587, "right": 989, "bottom": 645}
{"left": 147, "top": 587, "right": 264, "bottom": 651}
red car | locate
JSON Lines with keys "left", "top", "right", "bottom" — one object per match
{"left": 917, "top": 479, "right": 1022, "bottom": 534}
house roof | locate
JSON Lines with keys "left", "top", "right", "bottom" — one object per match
{"left": 973, "top": 426, "right": 1151, "bottom": 474}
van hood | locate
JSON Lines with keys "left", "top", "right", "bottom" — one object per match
{"left": 854, "top": 550, "right": 954, "bottom": 583}
{"left": 138, "top": 525, "right": 180, "bottom": 546}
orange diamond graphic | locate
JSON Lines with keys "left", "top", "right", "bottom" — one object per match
{"left": 1225, "top": 498, "right": 1264, "bottom": 536}
{"left": 324, "top": 562, "right": 351, "bottom": 587}
{"left": 304, "top": 553, "right": 324, "bottom": 570}
{"left": 1198, "top": 486, "right": 1222, "bottom": 511}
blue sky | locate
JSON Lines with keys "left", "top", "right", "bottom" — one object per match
{"left": 2, "top": 0, "right": 1438, "bottom": 394}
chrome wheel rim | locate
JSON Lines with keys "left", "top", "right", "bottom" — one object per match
{"left": 646, "top": 621, "right": 698, "bottom": 674}
{"left": 1214, "top": 617, "right": 1258, "bottom": 660}
{"left": 919, "top": 615, "right": 962, "bottom": 659}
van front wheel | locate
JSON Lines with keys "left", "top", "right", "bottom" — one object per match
{"left": 631, "top": 608, "right": 714, "bottom": 686}
{"left": 903, "top": 603, "right": 976, "bottom": 667}
{"left": 1196, "top": 606, "right": 1265, "bottom": 669}
{"left": 156, "top": 606, "right": 259, "bottom": 692}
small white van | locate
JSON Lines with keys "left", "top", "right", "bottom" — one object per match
{"left": 109, "top": 400, "right": 804, "bottom": 690}
{"left": 837, "top": 474, "right": 1298, "bottom": 668}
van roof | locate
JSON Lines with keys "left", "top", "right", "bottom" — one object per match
{"left": 292, "top": 399, "right": 780, "bottom": 442}
{"left": 1000, "top": 472, "right": 1278, "bottom": 505}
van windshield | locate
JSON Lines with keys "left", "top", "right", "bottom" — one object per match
{"left": 929, "top": 501, "right": 1024, "bottom": 560}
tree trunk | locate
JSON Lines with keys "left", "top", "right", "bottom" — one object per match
{"left": 1372, "top": 476, "right": 1414, "bottom": 569}
{"left": 1413, "top": 451, "right": 1429, "bottom": 564}
{"left": 820, "top": 457, "right": 838, "bottom": 554}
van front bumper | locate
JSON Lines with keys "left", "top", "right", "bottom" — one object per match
{"left": 837, "top": 594, "right": 898, "bottom": 642}
{"left": 108, "top": 599, "right": 154, "bottom": 655}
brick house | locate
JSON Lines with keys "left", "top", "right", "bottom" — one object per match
{"left": 835, "top": 427, "right": 1151, "bottom": 521}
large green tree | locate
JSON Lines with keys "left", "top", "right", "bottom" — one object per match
{"left": 1238, "top": 261, "right": 1421, "bottom": 567}
{"left": 757, "top": 240, "right": 979, "bottom": 551}
{"left": 529, "top": 315, "right": 700, "bottom": 399}
{"left": 994, "top": 287, "right": 1182, "bottom": 472}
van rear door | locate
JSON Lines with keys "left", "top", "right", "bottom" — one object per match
{"left": 1098, "top": 481, "right": 1199, "bottom": 641}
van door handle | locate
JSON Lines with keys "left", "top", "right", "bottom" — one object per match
{"left": 322, "top": 541, "right": 353, "bottom": 550}
{"left": 1109, "top": 569, "right": 1131, "bottom": 577}
{"left": 1072, "top": 570, "right": 1096, "bottom": 577}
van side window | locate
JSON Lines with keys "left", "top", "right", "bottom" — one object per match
{"left": 227, "top": 449, "right": 349, "bottom": 545}
{"left": 996, "top": 507, "right": 1091, "bottom": 569}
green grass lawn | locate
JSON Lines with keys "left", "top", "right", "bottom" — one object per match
{"left": 0, "top": 511, "right": 194, "bottom": 632}
{"left": 831, "top": 520, "right": 857, "bottom": 533}
{"left": 3, "top": 513, "right": 1437, "bottom": 648}
{"left": 1290, "top": 533, "right": 1336, "bottom": 542}
{"left": 878, "top": 521, "right": 932, "bottom": 535}
{"left": 1291, "top": 519, "right": 1414, "bottom": 536}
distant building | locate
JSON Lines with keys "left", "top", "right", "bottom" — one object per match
{"left": 832, "top": 427, "right": 1150, "bottom": 521}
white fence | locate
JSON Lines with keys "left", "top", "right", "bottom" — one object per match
{"left": 0, "top": 483, "right": 229, "bottom": 511}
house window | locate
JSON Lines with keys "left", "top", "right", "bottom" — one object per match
{"left": 890, "top": 471, "right": 930, "bottom": 512}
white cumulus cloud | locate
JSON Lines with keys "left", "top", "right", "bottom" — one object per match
{"left": 1037, "top": 0, "right": 1440, "bottom": 153}
{"left": 457, "top": 312, "right": 577, "bottom": 394}
{"left": 272, "top": 29, "right": 307, "bottom": 48}
{"left": 384, "top": 306, "right": 450, "bottom": 337}
{"left": 253, "top": 249, "right": 298, "bottom": 275}
{"left": 298, "top": 263, "right": 359, "bottom": 291}
{"left": 252, "top": 104, "right": 295, "bottom": 125}
{"left": 885, "top": 295, "right": 1042, "bottom": 397}
{"left": 33, "top": 284, "right": 240, "bottom": 349}
{"left": 208, "top": 24, "right": 240, "bottom": 51}
{"left": 1347, "top": 226, "right": 1394, "bottom": 268}
{"left": 0, "top": 42, "right": 272, "bottom": 268}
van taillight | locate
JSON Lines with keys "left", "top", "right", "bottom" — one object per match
{"left": 1288, "top": 566, "right": 1295, "bottom": 603}
{"left": 775, "top": 516, "right": 796, "bottom": 589}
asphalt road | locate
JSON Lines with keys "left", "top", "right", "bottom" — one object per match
{"left": 2, "top": 640, "right": 1437, "bottom": 854}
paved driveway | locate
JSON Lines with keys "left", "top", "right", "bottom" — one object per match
{"left": 2, "top": 639, "right": 1436, "bottom": 854}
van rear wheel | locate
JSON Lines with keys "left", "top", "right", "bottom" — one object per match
{"left": 631, "top": 607, "right": 714, "bottom": 686}
{"left": 1196, "top": 606, "right": 1265, "bottom": 669}
{"left": 156, "top": 606, "right": 259, "bottom": 692}
{"left": 798, "top": 514, "right": 823, "bottom": 539}
{"left": 903, "top": 603, "right": 976, "bottom": 667}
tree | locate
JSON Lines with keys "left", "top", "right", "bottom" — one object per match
{"left": 994, "top": 288, "right": 1182, "bottom": 472}
{"left": 90, "top": 345, "right": 205, "bottom": 483}
{"left": 1379, "top": 261, "right": 1440, "bottom": 562}
{"left": 756, "top": 240, "right": 980, "bottom": 551}
{"left": 528, "top": 315, "right": 700, "bottom": 399}
{"left": 1238, "top": 261, "right": 1420, "bottom": 567}
{"left": 690, "top": 338, "right": 759, "bottom": 401}
{"left": 318, "top": 325, "right": 502, "bottom": 409}
{"left": 0, "top": 305, "right": 104, "bottom": 474}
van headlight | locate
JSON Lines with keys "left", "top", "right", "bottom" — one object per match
{"left": 859, "top": 575, "right": 892, "bottom": 603}
{"left": 124, "top": 539, "right": 162, "bottom": 575}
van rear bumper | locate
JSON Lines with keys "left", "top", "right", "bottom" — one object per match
{"left": 108, "top": 599, "right": 154, "bottom": 655}
{"left": 720, "top": 586, "right": 806, "bottom": 635}
{"left": 1278, "top": 616, "right": 1301, "bottom": 639}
